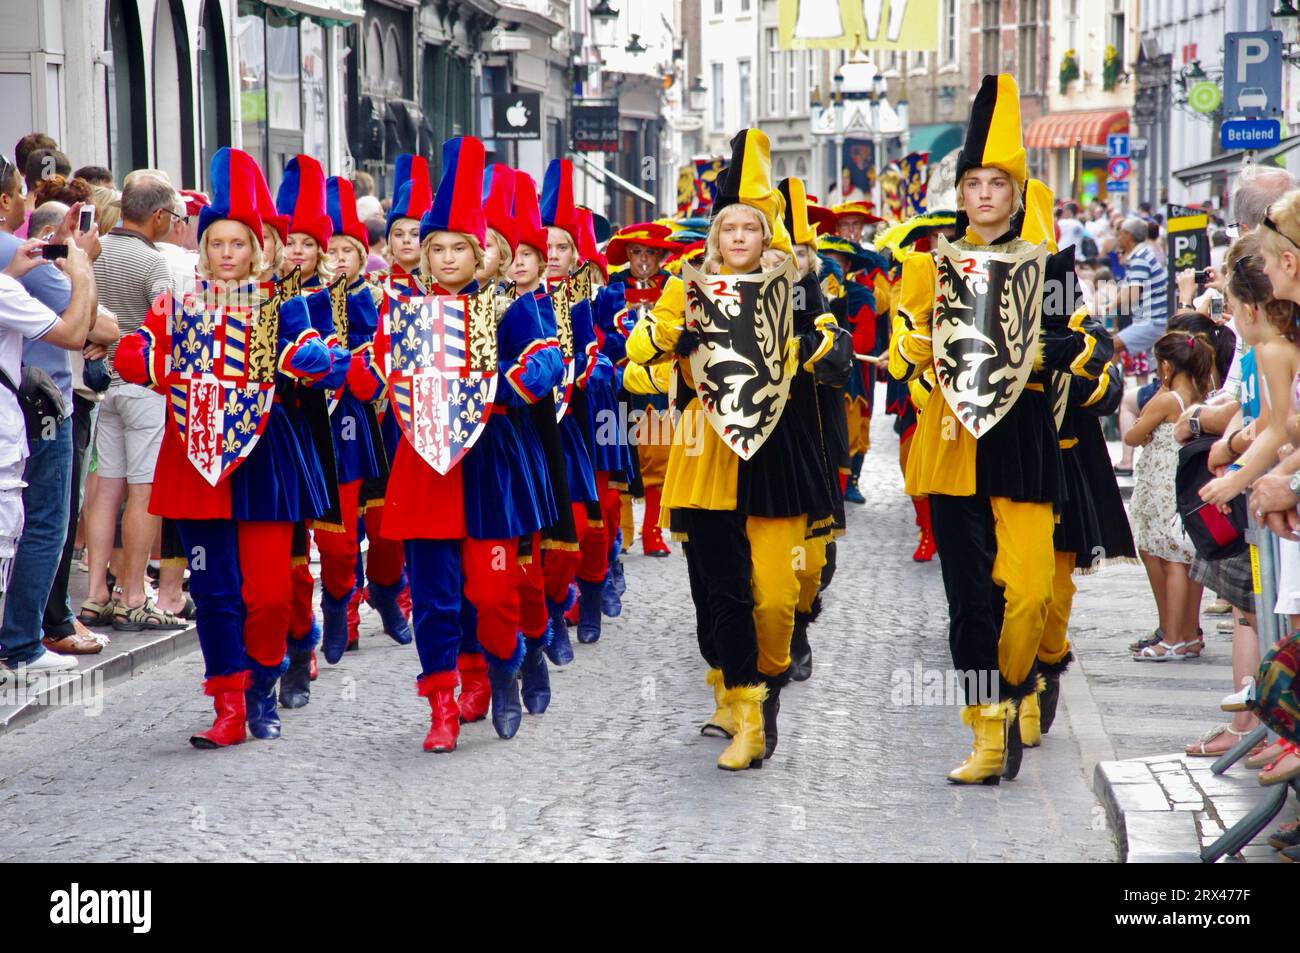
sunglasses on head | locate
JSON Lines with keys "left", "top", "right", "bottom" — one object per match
{"left": 1263, "top": 215, "right": 1300, "bottom": 248}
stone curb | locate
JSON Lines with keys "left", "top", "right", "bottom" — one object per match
{"left": 1093, "top": 753, "right": 1287, "bottom": 863}
{"left": 0, "top": 623, "right": 198, "bottom": 739}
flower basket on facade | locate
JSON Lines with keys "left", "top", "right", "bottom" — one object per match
{"left": 1059, "top": 49, "right": 1080, "bottom": 94}
{"left": 1102, "top": 44, "right": 1120, "bottom": 91}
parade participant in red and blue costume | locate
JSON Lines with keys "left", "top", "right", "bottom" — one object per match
{"left": 377, "top": 136, "right": 564, "bottom": 751}
{"left": 356, "top": 156, "right": 433, "bottom": 647}
{"left": 452, "top": 164, "right": 562, "bottom": 723}
{"left": 115, "top": 147, "right": 336, "bottom": 747}
{"left": 572, "top": 207, "right": 633, "bottom": 628}
{"left": 507, "top": 171, "right": 579, "bottom": 712}
{"left": 537, "top": 159, "right": 607, "bottom": 661}
{"left": 274, "top": 156, "right": 355, "bottom": 677}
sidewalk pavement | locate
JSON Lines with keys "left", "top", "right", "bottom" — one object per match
{"left": 0, "top": 562, "right": 198, "bottom": 738}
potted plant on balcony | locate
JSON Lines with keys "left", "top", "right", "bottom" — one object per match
{"left": 1102, "top": 43, "right": 1121, "bottom": 91}
{"left": 1059, "top": 48, "right": 1079, "bottom": 94}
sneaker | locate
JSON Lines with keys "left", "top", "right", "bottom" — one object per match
{"left": 2, "top": 649, "right": 78, "bottom": 677}
{"left": 1220, "top": 676, "right": 1256, "bottom": 712}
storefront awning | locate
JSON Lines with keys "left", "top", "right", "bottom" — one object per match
{"left": 569, "top": 151, "right": 656, "bottom": 205}
{"left": 907, "top": 123, "right": 963, "bottom": 161}
{"left": 1024, "top": 109, "right": 1129, "bottom": 149}
{"left": 1173, "top": 135, "right": 1300, "bottom": 186}
{"left": 266, "top": 1, "right": 364, "bottom": 25}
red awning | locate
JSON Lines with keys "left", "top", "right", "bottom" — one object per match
{"left": 1024, "top": 110, "right": 1129, "bottom": 149}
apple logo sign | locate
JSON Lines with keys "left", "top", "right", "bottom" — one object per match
{"left": 506, "top": 100, "right": 530, "bottom": 127}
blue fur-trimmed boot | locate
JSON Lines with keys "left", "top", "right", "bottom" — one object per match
{"left": 487, "top": 637, "right": 526, "bottom": 739}
{"left": 521, "top": 632, "right": 551, "bottom": 714}
{"left": 280, "top": 620, "right": 320, "bottom": 709}
{"left": 321, "top": 588, "right": 353, "bottom": 664}
{"left": 366, "top": 578, "right": 413, "bottom": 645}
{"left": 246, "top": 658, "right": 288, "bottom": 740}
{"left": 544, "top": 591, "right": 576, "bottom": 666}
{"left": 577, "top": 578, "right": 604, "bottom": 644}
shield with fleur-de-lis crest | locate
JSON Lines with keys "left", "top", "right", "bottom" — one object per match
{"left": 164, "top": 280, "right": 277, "bottom": 486}
{"left": 375, "top": 288, "right": 499, "bottom": 475}
{"left": 546, "top": 274, "right": 576, "bottom": 423}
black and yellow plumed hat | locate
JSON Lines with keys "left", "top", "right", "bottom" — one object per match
{"left": 955, "top": 74, "right": 1027, "bottom": 191}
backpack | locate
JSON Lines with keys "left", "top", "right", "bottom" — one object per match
{"left": 1175, "top": 435, "right": 1247, "bottom": 560}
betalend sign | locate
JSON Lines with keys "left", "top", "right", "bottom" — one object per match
{"left": 1220, "top": 118, "right": 1281, "bottom": 150}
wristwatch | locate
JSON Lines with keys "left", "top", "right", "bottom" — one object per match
{"left": 1189, "top": 407, "right": 1203, "bottom": 438}
{"left": 1289, "top": 470, "right": 1300, "bottom": 498}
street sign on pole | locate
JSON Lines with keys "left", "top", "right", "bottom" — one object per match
{"left": 1220, "top": 118, "right": 1281, "bottom": 150}
{"left": 1107, "top": 180, "right": 1129, "bottom": 193}
{"left": 1107, "top": 133, "right": 1129, "bottom": 158}
{"left": 1224, "top": 30, "right": 1283, "bottom": 118}
{"left": 1129, "top": 137, "right": 1148, "bottom": 160}
{"left": 1107, "top": 157, "right": 1131, "bottom": 180}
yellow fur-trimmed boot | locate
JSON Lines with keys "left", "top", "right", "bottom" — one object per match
{"left": 701, "top": 668, "right": 736, "bottom": 738}
{"left": 947, "top": 702, "right": 1012, "bottom": 785}
{"left": 1019, "top": 677, "right": 1045, "bottom": 748}
{"left": 717, "top": 684, "right": 767, "bottom": 771}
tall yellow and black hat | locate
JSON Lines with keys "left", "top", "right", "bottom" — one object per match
{"left": 955, "top": 74, "right": 1027, "bottom": 191}
{"left": 712, "top": 128, "right": 792, "bottom": 254}
{"left": 1013, "top": 179, "right": 1057, "bottom": 252}
{"left": 777, "top": 177, "right": 817, "bottom": 248}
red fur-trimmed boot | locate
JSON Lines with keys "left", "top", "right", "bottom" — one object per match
{"left": 190, "top": 672, "right": 251, "bottom": 749}
{"left": 912, "top": 496, "right": 936, "bottom": 563}
{"left": 417, "top": 671, "right": 461, "bottom": 753}
{"left": 457, "top": 653, "right": 490, "bottom": 723}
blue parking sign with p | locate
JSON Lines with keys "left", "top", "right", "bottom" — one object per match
{"left": 1107, "top": 134, "right": 1129, "bottom": 159}
{"left": 1225, "top": 31, "right": 1283, "bottom": 118}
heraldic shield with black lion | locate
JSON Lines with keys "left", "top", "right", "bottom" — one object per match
{"left": 932, "top": 235, "right": 1048, "bottom": 439}
{"left": 681, "top": 258, "right": 797, "bottom": 460}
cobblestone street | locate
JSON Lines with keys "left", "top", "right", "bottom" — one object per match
{"left": 0, "top": 411, "right": 1123, "bottom": 862}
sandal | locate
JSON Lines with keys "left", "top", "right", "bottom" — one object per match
{"left": 111, "top": 597, "right": 187, "bottom": 632}
{"left": 77, "top": 598, "right": 116, "bottom": 627}
{"left": 1246, "top": 739, "right": 1292, "bottom": 769}
{"left": 1184, "top": 724, "right": 1251, "bottom": 757}
{"left": 1133, "top": 640, "right": 1188, "bottom": 661}
{"left": 1129, "top": 628, "right": 1164, "bottom": 653}
{"left": 1181, "top": 637, "right": 1206, "bottom": 659}
{"left": 1259, "top": 745, "right": 1300, "bottom": 785}
{"left": 1221, "top": 676, "right": 1256, "bottom": 712}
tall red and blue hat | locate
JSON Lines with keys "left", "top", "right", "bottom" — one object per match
{"left": 512, "top": 172, "right": 550, "bottom": 258}
{"left": 386, "top": 153, "right": 433, "bottom": 237}
{"left": 199, "top": 147, "right": 266, "bottom": 248}
{"left": 574, "top": 207, "right": 607, "bottom": 281}
{"left": 275, "top": 154, "right": 333, "bottom": 250}
{"left": 326, "top": 175, "right": 368, "bottom": 253}
{"left": 540, "top": 158, "right": 581, "bottom": 244}
{"left": 420, "top": 136, "right": 486, "bottom": 249}
{"left": 482, "top": 164, "right": 518, "bottom": 253}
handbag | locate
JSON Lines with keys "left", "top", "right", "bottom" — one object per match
{"left": 1175, "top": 435, "right": 1247, "bottom": 560}
{"left": 0, "top": 363, "right": 68, "bottom": 450}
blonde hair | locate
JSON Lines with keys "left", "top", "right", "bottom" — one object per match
{"left": 486, "top": 228, "right": 514, "bottom": 279}
{"left": 196, "top": 221, "right": 266, "bottom": 281}
{"left": 262, "top": 227, "right": 285, "bottom": 277}
{"left": 290, "top": 232, "right": 335, "bottom": 285}
{"left": 420, "top": 230, "right": 486, "bottom": 277}
{"left": 704, "top": 204, "right": 772, "bottom": 274}
{"left": 955, "top": 170, "right": 1025, "bottom": 216}
{"left": 1258, "top": 189, "right": 1300, "bottom": 263}
{"left": 90, "top": 186, "right": 120, "bottom": 233}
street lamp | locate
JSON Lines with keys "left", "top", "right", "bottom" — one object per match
{"left": 625, "top": 33, "right": 647, "bottom": 55}
{"left": 688, "top": 75, "right": 707, "bottom": 112}
{"left": 590, "top": 0, "right": 619, "bottom": 48}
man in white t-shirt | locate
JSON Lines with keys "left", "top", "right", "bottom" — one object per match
{"left": 0, "top": 236, "right": 97, "bottom": 676}
{"left": 1056, "top": 201, "right": 1086, "bottom": 254}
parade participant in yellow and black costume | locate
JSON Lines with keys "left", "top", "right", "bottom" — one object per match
{"left": 606, "top": 222, "right": 678, "bottom": 557}
{"left": 889, "top": 75, "right": 1110, "bottom": 785}
{"left": 875, "top": 211, "right": 957, "bottom": 561}
{"left": 780, "top": 177, "right": 853, "bottom": 683}
{"left": 627, "top": 128, "right": 839, "bottom": 771}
